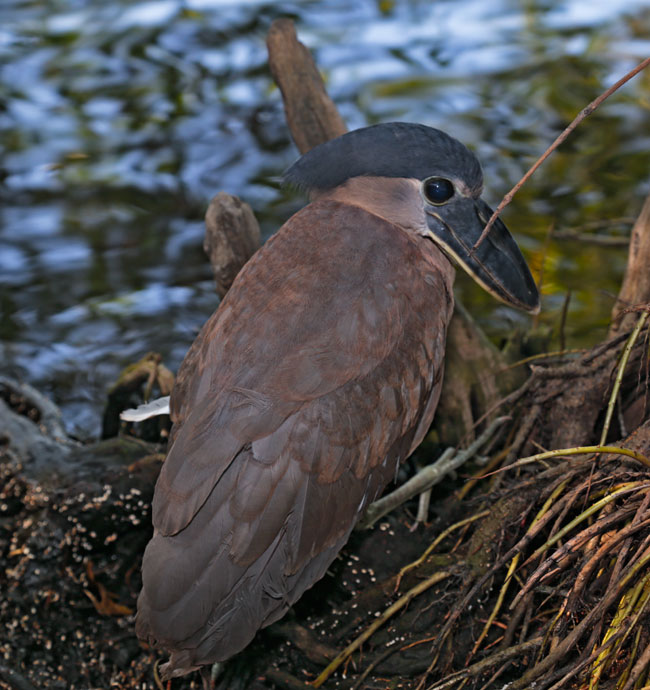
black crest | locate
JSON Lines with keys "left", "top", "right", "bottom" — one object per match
{"left": 284, "top": 122, "right": 483, "bottom": 194}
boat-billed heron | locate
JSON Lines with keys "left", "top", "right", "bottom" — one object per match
{"left": 135, "top": 122, "right": 539, "bottom": 679}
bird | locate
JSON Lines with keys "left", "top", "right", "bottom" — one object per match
{"left": 135, "top": 122, "right": 540, "bottom": 681}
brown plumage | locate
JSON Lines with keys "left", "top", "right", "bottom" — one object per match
{"left": 135, "top": 123, "right": 539, "bottom": 678}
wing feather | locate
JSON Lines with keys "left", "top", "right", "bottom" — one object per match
{"left": 136, "top": 200, "right": 455, "bottom": 673}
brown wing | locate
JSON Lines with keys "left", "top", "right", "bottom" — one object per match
{"left": 153, "top": 200, "right": 414, "bottom": 537}
{"left": 136, "top": 200, "right": 454, "bottom": 672}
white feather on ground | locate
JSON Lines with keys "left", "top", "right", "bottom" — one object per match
{"left": 120, "top": 396, "right": 171, "bottom": 421}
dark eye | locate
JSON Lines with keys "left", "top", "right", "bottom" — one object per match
{"left": 423, "top": 177, "right": 454, "bottom": 205}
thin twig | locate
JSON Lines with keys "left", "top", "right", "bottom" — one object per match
{"left": 470, "top": 478, "right": 570, "bottom": 660}
{"left": 553, "top": 229, "right": 630, "bottom": 247}
{"left": 512, "top": 507, "right": 648, "bottom": 612}
{"left": 358, "top": 416, "right": 508, "bottom": 529}
{"left": 395, "top": 511, "right": 489, "bottom": 593}
{"left": 423, "top": 637, "right": 543, "bottom": 690}
{"left": 600, "top": 312, "right": 649, "bottom": 446}
{"left": 357, "top": 447, "right": 453, "bottom": 530}
{"left": 153, "top": 659, "right": 164, "bottom": 690}
{"left": 508, "top": 547, "right": 650, "bottom": 690}
{"left": 544, "top": 628, "right": 627, "bottom": 690}
{"left": 564, "top": 515, "right": 650, "bottom": 619}
{"left": 312, "top": 570, "right": 453, "bottom": 687}
{"left": 559, "top": 290, "right": 572, "bottom": 352}
{"left": 527, "top": 485, "right": 647, "bottom": 565}
{"left": 351, "top": 645, "right": 400, "bottom": 690}
{"left": 621, "top": 636, "right": 650, "bottom": 690}
{"left": 416, "top": 482, "right": 591, "bottom": 688}
{"left": 479, "top": 445, "right": 650, "bottom": 476}
{"left": 502, "top": 348, "right": 585, "bottom": 372}
{"left": 473, "top": 56, "right": 650, "bottom": 250}
{"left": 559, "top": 217, "right": 636, "bottom": 233}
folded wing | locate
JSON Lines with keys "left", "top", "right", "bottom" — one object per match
{"left": 136, "top": 200, "right": 454, "bottom": 673}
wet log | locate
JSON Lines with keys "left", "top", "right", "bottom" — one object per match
{"left": 267, "top": 19, "right": 347, "bottom": 154}
{"left": 609, "top": 192, "right": 650, "bottom": 336}
{"left": 0, "top": 375, "right": 77, "bottom": 484}
{"left": 203, "top": 192, "right": 262, "bottom": 298}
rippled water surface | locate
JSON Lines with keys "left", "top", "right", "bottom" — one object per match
{"left": 1, "top": 0, "right": 649, "bottom": 437}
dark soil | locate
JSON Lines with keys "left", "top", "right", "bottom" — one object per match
{"left": 2, "top": 327, "right": 649, "bottom": 690}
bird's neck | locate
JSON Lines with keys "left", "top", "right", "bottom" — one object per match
{"left": 311, "top": 176, "right": 428, "bottom": 237}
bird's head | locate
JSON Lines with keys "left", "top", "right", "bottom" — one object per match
{"left": 284, "top": 122, "right": 540, "bottom": 314}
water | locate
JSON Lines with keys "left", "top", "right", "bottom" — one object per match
{"left": 1, "top": 0, "right": 649, "bottom": 438}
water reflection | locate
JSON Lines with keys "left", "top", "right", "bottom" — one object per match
{"left": 1, "top": 0, "right": 649, "bottom": 437}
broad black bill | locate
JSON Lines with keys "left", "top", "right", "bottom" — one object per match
{"left": 425, "top": 197, "right": 540, "bottom": 314}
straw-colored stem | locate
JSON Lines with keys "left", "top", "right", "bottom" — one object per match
{"left": 600, "top": 312, "right": 649, "bottom": 446}
{"left": 312, "top": 570, "right": 452, "bottom": 687}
